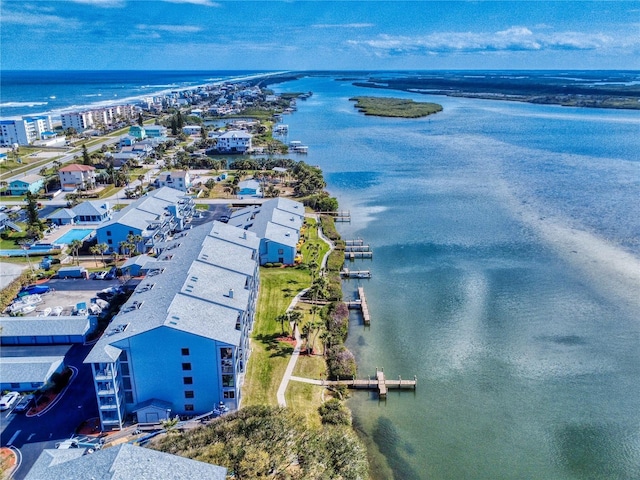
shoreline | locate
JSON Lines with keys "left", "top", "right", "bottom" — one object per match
{"left": 1, "top": 71, "right": 291, "bottom": 121}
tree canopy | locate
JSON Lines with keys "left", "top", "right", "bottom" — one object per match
{"left": 152, "top": 405, "right": 368, "bottom": 480}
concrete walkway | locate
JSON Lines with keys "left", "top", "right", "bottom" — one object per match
{"left": 276, "top": 216, "right": 335, "bottom": 407}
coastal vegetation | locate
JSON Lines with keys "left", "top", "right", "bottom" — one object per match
{"left": 349, "top": 96, "right": 443, "bottom": 118}
{"left": 151, "top": 405, "right": 368, "bottom": 480}
{"left": 352, "top": 73, "right": 640, "bottom": 110}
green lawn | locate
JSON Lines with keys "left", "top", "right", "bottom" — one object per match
{"left": 242, "top": 266, "right": 310, "bottom": 406}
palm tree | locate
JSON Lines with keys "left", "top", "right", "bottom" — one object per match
{"left": 127, "top": 234, "right": 144, "bottom": 256}
{"left": 89, "top": 245, "right": 101, "bottom": 267}
{"left": 96, "top": 243, "right": 109, "bottom": 267}
{"left": 69, "top": 239, "right": 83, "bottom": 266}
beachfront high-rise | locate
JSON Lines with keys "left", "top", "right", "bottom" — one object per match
{"left": 0, "top": 116, "right": 53, "bottom": 146}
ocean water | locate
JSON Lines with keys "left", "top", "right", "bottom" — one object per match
{"left": 0, "top": 70, "right": 273, "bottom": 119}
{"left": 273, "top": 76, "right": 640, "bottom": 479}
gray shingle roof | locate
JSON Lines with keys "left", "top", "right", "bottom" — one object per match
{"left": 85, "top": 221, "right": 259, "bottom": 364}
{"left": 24, "top": 444, "right": 227, "bottom": 480}
{"left": 0, "top": 355, "right": 66, "bottom": 384}
{"left": 0, "top": 316, "right": 91, "bottom": 338}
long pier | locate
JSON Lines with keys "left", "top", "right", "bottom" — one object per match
{"left": 345, "top": 251, "right": 373, "bottom": 260}
{"left": 346, "top": 287, "right": 370, "bottom": 325}
{"left": 321, "top": 368, "right": 417, "bottom": 398}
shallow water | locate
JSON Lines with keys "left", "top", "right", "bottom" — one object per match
{"left": 275, "top": 76, "right": 640, "bottom": 479}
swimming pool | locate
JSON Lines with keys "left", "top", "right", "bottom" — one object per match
{"left": 53, "top": 228, "right": 95, "bottom": 245}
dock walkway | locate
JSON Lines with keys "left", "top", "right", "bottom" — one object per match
{"left": 289, "top": 368, "right": 417, "bottom": 399}
{"left": 346, "top": 287, "right": 371, "bottom": 325}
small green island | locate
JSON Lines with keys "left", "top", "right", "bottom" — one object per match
{"left": 349, "top": 96, "right": 443, "bottom": 118}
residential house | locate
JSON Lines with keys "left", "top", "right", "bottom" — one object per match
{"left": 108, "top": 151, "right": 143, "bottom": 167}
{"left": 24, "top": 444, "right": 227, "bottom": 480}
{"left": 182, "top": 125, "right": 202, "bottom": 135}
{"left": 58, "top": 164, "right": 97, "bottom": 191}
{"left": 85, "top": 221, "right": 260, "bottom": 430}
{"left": 230, "top": 197, "right": 304, "bottom": 265}
{"left": 129, "top": 125, "right": 146, "bottom": 140}
{"left": 216, "top": 130, "right": 252, "bottom": 153}
{"left": 143, "top": 125, "right": 167, "bottom": 138}
{"left": 47, "top": 200, "right": 112, "bottom": 226}
{"left": 95, "top": 187, "right": 195, "bottom": 254}
{"left": 154, "top": 170, "right": 191, "bottom": 192}
{"left": 8, "top": 174, "right": 44, "bottom": 195}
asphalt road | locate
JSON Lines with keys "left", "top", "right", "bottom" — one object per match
{"left": 0, "top": 343, "right": 99, "bottom": 479}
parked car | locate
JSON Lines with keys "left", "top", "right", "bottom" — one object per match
{"left": 0, "top": 392, "right": 20, "bottom": 411}
{"left": 94, "top": 271, "right": 108, "bottom": 280}
{"left": 13, "top": 394, "right": 35, "bottom": 413}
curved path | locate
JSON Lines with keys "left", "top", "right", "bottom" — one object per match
{"left": 276, "top": 216, "right": 334, "bottom": 407}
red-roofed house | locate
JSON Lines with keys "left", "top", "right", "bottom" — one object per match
{"left": 58, "top": 164, "right": 97, "bottom": 191}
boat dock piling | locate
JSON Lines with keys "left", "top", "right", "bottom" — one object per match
{"left": 346, "top": 287, "right": 371, "bottom": 325}
{"left": 323, "top": 368, "right": 417, "bottom": 398}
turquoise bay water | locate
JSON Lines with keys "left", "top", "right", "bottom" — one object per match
{"left": 274, "top": 77, "right": 640, "bottom": 479}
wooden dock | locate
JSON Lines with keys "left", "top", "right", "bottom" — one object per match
{"left": 324, "top": 368, "right": 417, "bottom": 398}
{"left": 345, "top": 245, "right": 371, "bottom": 252}
{"left": 340, "top": 268, "right": 371, "bottom": 279}
{"left": 345, "top": 239, "right": 364, "bottom": 246}
{"left": 346, "top": 251, "right": 373, "bottom": 260}
{"left": 319, "top": 211, "right": 351, "bottom": 222}
{"left": 346, "top": 287, "right": 371, "bottom": 325}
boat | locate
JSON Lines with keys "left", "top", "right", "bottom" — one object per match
{"left": 20, "top": 305, "right": 36, "bottom": 314}
{"left": 39, "top": 307, "right": 52, "bottom": 317}
{"left": 52, "top": 306, "right": 63, "bottom": 316}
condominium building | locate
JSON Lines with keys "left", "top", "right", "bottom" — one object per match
{"left": 84, "top": 221, "right": 260, "bottom": 430}
{"left": 0, "top": 116, "right": 53, "bottom": 146}
{"left": 95, "top": 187, "right": 195, "bottom": 254}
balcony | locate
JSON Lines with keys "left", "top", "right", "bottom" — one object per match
{"left": 94, "top": 368, "right": 116, "bottom": 381}
{"left": 99, "top": 403, "right": 118, "bottom": 410}
{"left": 97, "top": 388, "right": 116, "bottom": 396}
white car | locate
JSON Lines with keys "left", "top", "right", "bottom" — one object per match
{"left": 94, "top": 271, "right": 108, "bottom": 280}
{"left": 0, "top": 391, "right": 20, "bottom": 411}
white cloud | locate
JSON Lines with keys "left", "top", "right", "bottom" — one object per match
{"left": 2, "top": 10, "right": 80, "bottom": 28}
{"left": 136, "top": 24, "right": 203, "bottom": 33}
{"left": 162, "top": 0, "right": 220, "bottom": 6}
{"left": 68, "top": 0, "right": 125, "bottom": 7}
{"left": 312, "top": 23, "right": 375, "bottom": 29}
{"left": 346, "top": 27, "right": 633, "bottom": 56}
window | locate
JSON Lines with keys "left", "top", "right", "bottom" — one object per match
{"left": 182, "top": 363, "right": 192, "bottom": 371}
{"left": 120, "top": 363, "right": 130, "bottom": 375}
{"left": 181, "top": 348, "right": 190, "bottom": 356}
{"left": 185, "top": 391, "right": 194, "bottom": 399}
{"left": 220, "top": 348, "right": 232, "bottom": 359}
{"left": 123, "top": 378, "right": 132, "bottom": 389}
{"left": 223, "top": 390, "right": 235, "bottom": 399}
{"left": 107, "top": 239, "right": 112, "bottom": 245}
{"left": 106, "top": 231, "right": 111, "bottom": 236}
{"left": 278, "top": 249, "right": 284, "bottom": 254}
{"left": 185, "top": 404, "right": 194, "bottom": 411}
{"left": 183, "top": 377, "right": 193, "bottom": 385}
{"left": 222, "top": 375, "right": 234, "bottom": 387}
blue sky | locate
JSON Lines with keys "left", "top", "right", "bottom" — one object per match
{"left": 2, "top": 1, "right": 638, "bottom": 70}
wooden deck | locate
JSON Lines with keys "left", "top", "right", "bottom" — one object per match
{"left": 340, "top": 268, "right": 372, "bottom": 279}
{"left": 346, "top": 251, "right": 373, "bottom": 260}
{"left": 346, "top": 287, "right": 371, "bottom": 325}
{"left": 323, "top": 368, "right": 417, "bottom": 398}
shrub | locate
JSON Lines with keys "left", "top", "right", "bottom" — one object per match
{"left": 326, "top": 345, "right": 357, "bottom": 379}
{"left": 318, "top": 398, "right": 351, "bottom": 426}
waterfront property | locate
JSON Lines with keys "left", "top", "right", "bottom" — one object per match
{"left": 215, "top": 130, "right": 252, "bottom": 153}
{"left": 84, "top": 221, "right": 261, "bottom": 430}
{"left": 95, "top": 186, "right": 195, "bottom": 254}
{"left": 230, "top": 197, "right": 304, "bottom": 265}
